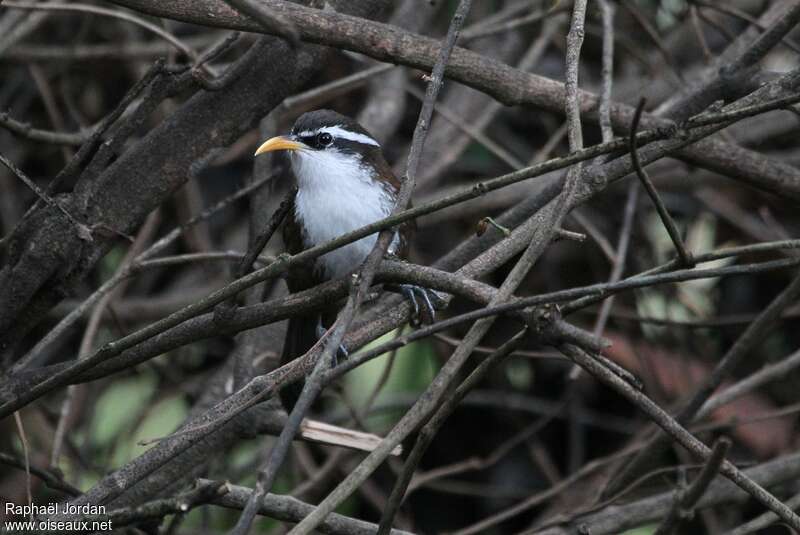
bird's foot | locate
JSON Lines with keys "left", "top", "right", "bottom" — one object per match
{"left": 392, "top": 284, "right": 443, "bottom": 326}
{"left": 316, "top": 321, "right": 349, "bottom": 366}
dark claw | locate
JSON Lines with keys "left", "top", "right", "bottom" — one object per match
{"left": 399, "top": 284, "right": 438, "bottom": 326}
{"left": 401, "top": 285, "right": 421, "bottom": 319}
{"left": 418, "top": 287, "right": 436, "bottom": 318}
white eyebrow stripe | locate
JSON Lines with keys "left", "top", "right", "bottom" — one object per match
{"left": 295, "top": 125, "right": 380, "bottom": 147}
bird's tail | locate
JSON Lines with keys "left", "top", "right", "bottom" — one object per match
{"left": 279, "top": 314, "right": 318, "bottom": 412}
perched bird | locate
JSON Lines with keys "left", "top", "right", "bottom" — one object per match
{"left": 255, "top": 109, "right": 434, "bottom": 409}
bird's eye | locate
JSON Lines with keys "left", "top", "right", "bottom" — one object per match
{"left": 317, "top": 132, "right": 333, "bottom": 147}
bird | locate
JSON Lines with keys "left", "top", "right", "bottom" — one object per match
{"left": 254, "top": 109, "right": 435, "bottom": 409}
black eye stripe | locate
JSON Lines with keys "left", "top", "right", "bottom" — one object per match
{"left": 292, "top": 128, "right": 378, "bottom": 150}
{"left": 294, "top": 132, "right": 336, "bottom": 148}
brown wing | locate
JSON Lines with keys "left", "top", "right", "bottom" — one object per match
{"left": 371, "top": 155, "right": 413, "bottom": 260}
{"left": 282, "top": 200, "right": 322, "bottom": 292}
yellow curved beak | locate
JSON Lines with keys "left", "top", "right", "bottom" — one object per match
{"left": 254, "top": 136, "right": 305, "bottom": 156}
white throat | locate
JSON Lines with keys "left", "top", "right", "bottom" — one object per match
{"left": 291, "top": 148, "right": 397, "bottom": 280}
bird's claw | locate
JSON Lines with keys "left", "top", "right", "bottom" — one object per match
{"left": 398, "top": 284, "right": 440, "bottom": 326}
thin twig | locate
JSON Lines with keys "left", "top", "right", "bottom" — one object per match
{"left": 569, "top": 180, "right": 639, "bottom": 381}
{"left": 28, "top": 63, "right": 71, "bottom": 163}
{"left": 240, "top": 189, "right": 294, "bottom": 280}
{"left": 695, "top": 6, "right": 737, "bottom": 46}
{"left": 569, "top": 210, "right": 616, "bottom": 262}
{"left": 619, "top": 0, "right": 685, "bottom": 85}
{"left": 13, "top": 412, "right": 33, "bottom": 519}
{"left": 2, "top": 1, "right": 204, "bottom": 65}
{"left": 282, "top": 64, "right": 395, "bottom": 113}
{"left": 0, "top": 151, "right": 92, "bottom": 242}
{"left": 460, "top": 4, "right": 566, "bottom": 41}
{"left": 692, "top": 0, "right": 800, "bottom": 54}
{"left": 405, "top": 84, "right": 523, "bottom": 169}
{"left": 2, "top": 34, "right": 220, "bottom": 61}
{"left": 726, "top": 490, "right": 800, "bottom": 535}
{"left": 699, "top": 347, "right": 800, "bottom": 419}
{"left": 690, "top": 5, "right": 714, "bottom": 63}
{"left": 594, "top": 182, "right": 638, "bottom": 336}
{"left": 188, "top": 31, "right": 243, "bottom": 89}
{"left": 653, "top": 437, "right": 731, "bottom": 535}
{"left": 629, "top": 98, "right": 693, "bottom": 267}
{"left": 721, "top": 2, "right": 800, "bottom": 77}
{"left": 597, "top": 0, "right": 615, "bottom": 144}
{"left": 0, "top": 452, "right": 81, "bottom": 496}
{"left": 0, "top": 111, "right": 94, "bottom": 145}
{"left": 569, "top": 0, "right": 619, "bottom": 381}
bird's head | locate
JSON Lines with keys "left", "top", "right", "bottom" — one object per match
{"left": 254, "top": 109, "right": 391, "bottom": 191}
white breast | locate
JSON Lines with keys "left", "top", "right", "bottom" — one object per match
{"left": 291, "top": 148, "right": 397, "bottom": 280}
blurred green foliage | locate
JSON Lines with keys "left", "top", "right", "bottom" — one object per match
{"left": 344, "top": 330, "right": 439, "bottom": 431}
{"left": 88, "top": 371, "right": 187, "bottom": 477}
